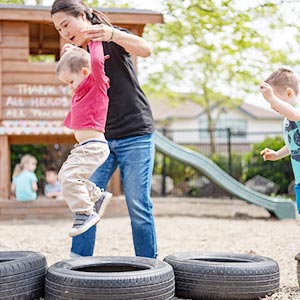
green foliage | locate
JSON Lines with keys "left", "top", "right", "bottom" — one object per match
{"left": 154, "top": 149, "right": 244, "bottom": 197}
{"left": 94, "top": 0, "right": 130, "bottom": 8}
{"left": 0, "top": 0, "right": 134, "bottom": 7}
{"left": 142, "top": 1, "right": 300, "bottom": 151}
{"left": 243, "top": 136, "right": 293, "bottom": 193}
{"left": 211, "top": 153, "right": 244, "bottom": 181}
{"left": 0, "top": 0, "right": 25, "bottom": 3}
{"left": 154, "top": 152, "right": 198, "bottom": 185}
{"left": 29, "top": 55, "right": 56, "bottom": 63}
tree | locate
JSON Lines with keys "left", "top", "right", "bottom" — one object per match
{"left": 142, "top": 0, "right": 300, "bottom": 153}
{"left": 1, "top": 0, "right": 25, "bottom": 4}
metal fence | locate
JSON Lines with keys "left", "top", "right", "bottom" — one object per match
{"left": 152, "top": 128, "right": 290, "bottom": 197}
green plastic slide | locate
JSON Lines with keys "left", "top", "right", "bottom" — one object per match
{"left": 154, "top": 131, "right": 296, "bottom": 220}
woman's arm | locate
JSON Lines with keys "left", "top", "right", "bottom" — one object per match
{"left": 81, "top": 24, "right": 151, "bottom": 57}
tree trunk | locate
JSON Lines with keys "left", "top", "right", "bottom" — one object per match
{"left": 206, "top": 107, "right": 216, "bottom": 155}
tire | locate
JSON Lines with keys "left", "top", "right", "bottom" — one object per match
{"left": 0, "top": 251, "right": 47, "bottom": 300}
{"left": 294, "top": 252, "right": 300, "bottom": 287}
{"left": 45, "top": 256, "right": 175, "bottom": 300}
{"left": 163, "top": 252, "right": 280, "bottom": 300}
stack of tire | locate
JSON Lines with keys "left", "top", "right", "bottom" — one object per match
{"left": 0, "top": 251, "right": 280, "bottom": 300}
{"left": 294, "top": 252, "right": 300, "bottom": 287}
{"left": 45, "top": 256, "right": 175, "bottom": 300}
{"left": 0, "top": 251, "right": 47, "bottom": 300}
{"left": 164, "top": 252, "right": 280, "bottom": 300}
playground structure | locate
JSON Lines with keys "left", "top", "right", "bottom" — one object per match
{"left": 154, "top": 131, "right": 296, "bottom": 220}
{"left": 0, "top": 5, "right": 295, "bottom": 220}
{"left": 0, "top": 4, "right": 163, "bottom": 199}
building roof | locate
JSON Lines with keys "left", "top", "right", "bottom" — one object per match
{"left": 150, "top": 99, "right": 282, "bottom": 121}
{"left": 0, "top": 4, "right": 160, "bottom": 15}
{"left": 150, "top": 99, "right": 204, "bottom": 121}
{"left": 0, "top": 4, "right": 163, "bottom": 24}
{"left": 238, "top": 103, "right": 282, "bottom": 120}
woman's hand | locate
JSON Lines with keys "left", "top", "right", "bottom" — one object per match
{"left": 61, "top": 43, "right": 77, "bottom": 55}
{"left": 81, "top": 24, "right": 114, "bottom": 42}
{"left": 82, "top": 24, "right": 151, "bottom": 57}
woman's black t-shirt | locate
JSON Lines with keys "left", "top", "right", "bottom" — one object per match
{"left": 102, "top": 28, "right": 155, "bottom": 140}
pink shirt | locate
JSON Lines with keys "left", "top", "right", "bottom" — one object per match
{"left": 63, "top": 41, "right": 110, "bottom": 132}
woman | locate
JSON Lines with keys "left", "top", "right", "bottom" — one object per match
{"left": 51, "top": 0, "right": 157, "bottom": 258}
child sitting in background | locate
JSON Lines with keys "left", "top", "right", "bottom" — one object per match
{"left": 11, "top": 154, "right": 38, "bottom": 202}
{"left": 44, "top": 168, "right": 62, "bottom": 199}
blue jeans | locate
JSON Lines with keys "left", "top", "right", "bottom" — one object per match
{"left": 295, "top": 183, "right": 300, "bottom": 214}
{"left": 71, "top": 133, "right": 157, "bottom": 258}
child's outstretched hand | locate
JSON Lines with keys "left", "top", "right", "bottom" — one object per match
{"left": 260, "top": 82, "right": 274, "bottom": 102}
{"left": 260, "top": 148, "right": 278, "bottom": 161}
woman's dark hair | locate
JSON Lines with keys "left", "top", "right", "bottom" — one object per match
{"left": 51, "top": 0, "right": 112, "bottom": 27}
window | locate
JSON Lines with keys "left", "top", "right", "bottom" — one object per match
{"left": 29, "top": 23, "right": 60, "bottom": 63}
{"left": 198, "top": 118, "right": 247, "bottom": 142}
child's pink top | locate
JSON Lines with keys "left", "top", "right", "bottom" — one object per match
{"left": 63, "top": 41, "right": 110, "bottom": 132}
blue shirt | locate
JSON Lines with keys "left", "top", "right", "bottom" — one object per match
{"left": 283, "top": 116, "right": 300, "bottom": 184}
{"left": 44, "top": 181, "right": 61, "bottom": 197}
{"left": 13, "top": 170, "right": 38, "bottom": 202}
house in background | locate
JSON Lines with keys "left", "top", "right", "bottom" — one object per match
{"left": 150, "top": 99, "right": 283, "bottom": 154}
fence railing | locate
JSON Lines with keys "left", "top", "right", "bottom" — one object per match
{"left": 153, "top": 128, "right": 284, "bottom": 197}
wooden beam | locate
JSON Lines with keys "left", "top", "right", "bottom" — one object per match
{"left": 2, "top": 21, "right": 28, "bottom": 36}
{"left": 2, "top": 73, "right": 59, "bottom": 85}
{"left": 1, "top": 48, "right": 28, "bottom": 60}
{"left": 0, "top": 135, "right": 10, "bottom": 200}
{"left": 0, "top": 36, "right": 28, "bottom": 48}
{"left": 0, "top": 7, "right": 164, "bottom": 25}
{"left": 0, "top": 51, "right": 2, "bottom": 118}
{"left": 0, "top": 21, "right": 2, "bottom": 44}
{"left": 2, "top": 61, "right": 56, "bottom": 73}
{"left": 9, "top": 134, "right": 75, "bottom": 145}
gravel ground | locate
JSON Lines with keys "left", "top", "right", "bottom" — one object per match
{"left": 1, "top": 197, "right": 300, "bottom": 299}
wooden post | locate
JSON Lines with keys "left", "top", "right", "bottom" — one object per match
{"left": 0, "top": 135, "right": 10, "bottom": 200}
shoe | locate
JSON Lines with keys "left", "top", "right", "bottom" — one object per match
{"left": 69, "top": 211, "right": 100, "bottom": 237}
{"left": 95, "top": 191, "right": 112, "bottom": 218}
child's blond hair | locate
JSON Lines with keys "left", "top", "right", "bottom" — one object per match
{"left": 265, "top": 67, "right": 299, "bottom": 95}
{"left": 56, "top": 47, "right": 91, "bottom": 76}
{"left": 13, "top": 154, "right": 37, "bottom": 177}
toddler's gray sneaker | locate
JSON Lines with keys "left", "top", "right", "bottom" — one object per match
{"left": 95, "top": 191, "right": 112, "bottom": 218}
{"left": 69, "top": 211, "right": 100, "bottom": 237}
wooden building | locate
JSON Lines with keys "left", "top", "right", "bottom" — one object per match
{"left": 0, "top": 4, "right": 163, "bottom": 199}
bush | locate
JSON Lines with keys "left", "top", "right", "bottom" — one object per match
{"left": 243, "top": 136, "right": 293, "bottom": 194}
{"left": 211, "top": 153, "right": 244, "bottom": 181}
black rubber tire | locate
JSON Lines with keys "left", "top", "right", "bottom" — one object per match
{"left": 294, "top": 252, "right": 300, "bottom": 287}
{"left": 45, "top": 256, "right": 175, "bottom": 300}
{"left": 0, "top": 251, "right": 47, "bottom": 300}
{"left": 163, "top": 252, "right": 280, "bottom": 300}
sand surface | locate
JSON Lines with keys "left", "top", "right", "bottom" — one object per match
{"left": 1, "top": 197, "right": 300, "bottom": 299}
